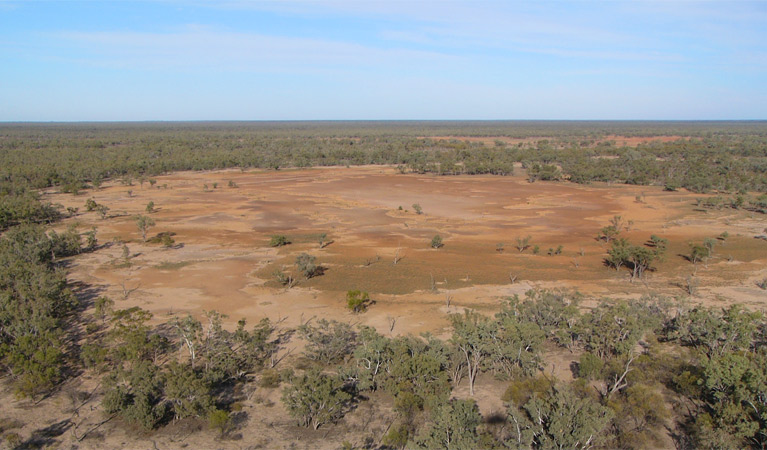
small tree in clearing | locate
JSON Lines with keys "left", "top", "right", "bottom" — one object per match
{"left": 431, "top": 235, "right": 444, "bottom": 249}
{"left": 599, "top": 225, "right": 621, "bottom": 243}
{"left": 689, "top": 243, "right": 709, "bottom": 265}
{"left": 145, "top": 201, "right": 155, "bottom": 213}
{"left": 121, "top": 244, "right": 131, "bottom": 262}
{"left": 85, "top": 198, "right": 98, "bottom": 212}
{"left": 270, "top": 235, "right": 289, "bottom": 247}
{"left": 274, "top": 269, "right": 298, "bottom": 288}
{"left": 346, "top": 290, "right": 371, "bottom": 313}
{"left": 703, "top": 237, "right": 717, "bottom": 256}
{"left": 393, "top": 246, "right": 403, "bottom": 265}
{"left": 516, "top": 235, "right": 531, "bottom": 252}
{"left": 296, "top": 253, "right": 320, "bottom": 278}
{"left": 412, "top": 203, "right": 423, "bottom": 215}
{"left": 607, "top": 239, "right": 662, "bottom": 281}
{"left": 627, "top": 246, "right": 656, "bottom": 281}
{"left": 161, "top": 233, "right": 175, "bottom": 248}
{"left": 96, "top": 204, "right": 110, "bottom": 220}
{"left": 135, "top": 215, "right": 155, "bottom": 242}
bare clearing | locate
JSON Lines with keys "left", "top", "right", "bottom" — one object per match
{"left": 4, "top": 165, "right": 765, "bottom": 449}
{"left": 49, "top": 166, "right": 767, "bottom": 335}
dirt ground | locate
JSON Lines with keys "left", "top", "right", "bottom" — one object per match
{"left": 3, "top": 165, "right": 766, "bottom": 449}
{"left": 425, "top": 134, "right": 686, "bottom": 147}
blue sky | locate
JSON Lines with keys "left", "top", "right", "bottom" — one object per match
{"left": 1, "top": 1, "right": 766, "bottom": 121}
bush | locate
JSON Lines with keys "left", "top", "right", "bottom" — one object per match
{"left": 259, "top": 368, "right": 281, "bottom": 388}
{"left": 269, "top": 235, "right": 289, "bottom": 247}
{"left": 281, "top": 368, "right": 352, "bottom": 429}
{"left": 208, "top": 408, "right": 231, "bottom": 437}
{"left": 346, "top": 290, "right": 371, "bottom": 313}
{"left": 296, "top": 252, "right": 320, "bottom": 278}
{"left": 430, "top": 235, "right": 443, "bottom": 249}
{"left": 161, "top": 233, "right": 175, "bottom": 248}
{"left": 383, "top": 424, "right": 409, "bottom": 449}
{"left": 4, "top": 432, "right": 22, "bottom": 449}
{"left": 577, "top": 352, "right": 604, "bottom": 380}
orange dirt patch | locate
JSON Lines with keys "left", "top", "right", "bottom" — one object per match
{"left": 46, "top": 166, "right": 767, "bottom": 337}
{"left": 601, "top": 134, "right": 687, "bottom": 146}
{"left": 425, "top": 134, "right": 688, "bottom": 147}
{"left": 9, "top": 165, "right": 764, "bottom": 449}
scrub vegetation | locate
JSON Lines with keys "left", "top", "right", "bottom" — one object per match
{"left": 1, "top": 121, "right": 767, "bottom": 449}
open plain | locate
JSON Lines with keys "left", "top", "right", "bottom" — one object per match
{"left": 48, "top": 165, "right": 766, "bottom": 338}
{"left": 3, "top": 141, "right": 767, "bottom": 449}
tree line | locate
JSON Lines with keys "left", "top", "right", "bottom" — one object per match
{"left": 2, "top": 122, "right": 767, "bottom": 232}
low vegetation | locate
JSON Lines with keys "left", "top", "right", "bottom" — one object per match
{"left": 2, "top": 122, "right": 767, "bottom": 448}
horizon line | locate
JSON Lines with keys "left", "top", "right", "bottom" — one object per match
{"left": 2, "top": 119, "right": 767, "bottom": 125}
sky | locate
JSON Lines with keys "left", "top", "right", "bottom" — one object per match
{"left": 1, "top": 0, "right": 766, "bottom": 121}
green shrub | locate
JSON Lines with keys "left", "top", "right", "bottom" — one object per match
{"left": 259, "top": 368, "right": 281, "bottom": 388}
{"left": 577, "top": 352, "right": 604, "bottom": 380}
{"left": 269, "top": 235, "right": 289, "bottom": 247}
{"left": 208, "top": 408, "right": 231, "bottom": 437}
{"left": 346, "top": 290, "right": 371, "bottom": 313}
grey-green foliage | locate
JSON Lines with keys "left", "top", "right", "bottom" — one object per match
{"left": 663, "top": 303, "right": 767, "bottom": 448}
{"left": 298, "top": 318, "right": 356, "bottom": 365}
{"left": 688, "top": 243, "right": 710, "bottom": 264}
{"left": 48, "top": 224, "right": 83, "bottom": 258}
{"left": 353, "top": 325, "right": 390, "bottom": 390}
{"left": 269, "top": 234, "right": 289, "bottom": 247}
{"left": 609, "top": 383, "right": 671, "bottom": 449}
{"left": 515, "top": 235, "right": 531, "bottom": 252}
{"left": 0, "top": 187, "right": 61, "bottom": 231}
{"left": 353, "top": 328, "right": 451, "bottom": 406}
{"left": 295, "top": 252, "right": 319, "bottom": 278}
{"left": 606, "top": 238, "right": 663, "bottom": 280}
{"left": 506, "top": 383, "right": 613, "bottom": 450}
{"left": 490, "top": 298, "right": 546, "bottom": 378}
{"left": 163, "top": 361, "right": 213, "bottom": 420}
{"left": 578, "top": 298, "right": 664, "bottom": 360}
{"left": 688, "top": 348, "right": 767, "bottom": 449}
{"left": 172, "top": 311, "right": 279, "bottom": 384}
{"left": 667, "top": 304, "right": 763, "bottom": 359}
{"left": 415, "top": 399, "right": 482, "bottom": 450}
{"left": 516, "top": 290, "right": 581, "bottom": 349}
{"left": 107, "top": 307, "right": 169, "bottom": 366}
{"left": 281, "top": 368, "right": 352, "bottom": 429}
{"left": 102, "top": 360, "right": 166, "bottom": 430}
{"left": 0, "top": 224, "right": 77, "bottom": 397}
{"left": 135, "top": 214, "right": 155, "bottom": 241}
{"left": 449, "top": 310, "right": 495, "bottom": 396}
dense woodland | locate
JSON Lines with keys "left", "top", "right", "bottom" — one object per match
{"left": 1, "top": 122, "right": 767, "bottom": 449}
